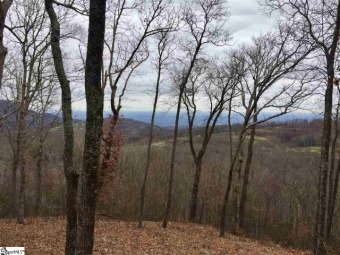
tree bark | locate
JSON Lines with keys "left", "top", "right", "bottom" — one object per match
{"left": 238, "top": 113, "right": 257, "bottom": 229}
{"left": 10, "top": 151, "right": 18, "bottom": 217}
{"left": 314, "top": 72, "right": 333, "bottom": 255}
{"left": 325, "top": 149, "right": 340, "bottom": 241}
{"left": 76, "top": 0, "right": 106, "bottom": 254}
{"left": 44, "top": 1, "right": 78, "bottom": 253}
{"left": 0, "top": 0, "right": 12, "bottom": 87}
{"left": 189, "top": 159, "right": 203, "bottom": 222}
{"left": 313, "top": 1, "right": 340, "bottom": 252}
{"left": 16, "top": 104, "right": 27, "bottom": 224}
{"left": 233, "top": 147, "right": 243, "bottom": 227}
{"left": 35, "top": 139, "right": 43, "bottom": 215}
{"left": 220, "top": 131, "right": 246, "bottom": 236}
{"left": 187, "top": 109, "right": 224, "bottom": 222}
{"left": 162, "top": 89, "right": 183, "bottom": 228}
{"left": 16, "top": 48, "right": 28, "bottom": 224}
{"left": 325, "top": 113, "right": 339, "bottom": 240}
{"left": 220, "top": 111, "right": 251, "bottom": 236}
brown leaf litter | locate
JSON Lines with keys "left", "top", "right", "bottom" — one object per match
{"left": 0, "top": 217, "right": 312, "bottom": 255}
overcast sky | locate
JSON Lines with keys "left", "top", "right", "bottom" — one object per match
{"left": 228, "top": 0, "right": 275, "bottom": 42}
{"left": 72, "top": 0, "right": 277, "bottom": 113}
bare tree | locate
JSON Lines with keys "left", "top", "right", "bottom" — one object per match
{"left": 99, "top": 0, "right": 175, "bottom": 190}
{"left": 0, "top": 72, "right": 59, "bottom": 217}
{"left": 4, "top": 0, "right": 51, "bottom": 223}
{"left": 219, "top": 29, "right": 315, "bottom": 236}
{"left": 32, "top": 71, "right": 60, "bottom": 215}
{"left": 0, "top": 64, "right": 21, "bottom": 217}
{"left": 162, "top": 0, "right": 229, "bottom": 228}
{"left": 264, "top": 1, "right": 340, "bottom": 253}
{"left": 182, "top": 60, "right": 238, "bottom": 222}
{"left": 138, "top": 31, "right": 175, "bottom": 228}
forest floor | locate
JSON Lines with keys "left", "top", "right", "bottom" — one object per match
{"left": 0, "top": 217, "right": 312, "bottom": 255}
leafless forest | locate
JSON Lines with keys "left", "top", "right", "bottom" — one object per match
{"left": 0, "top": 0, "right": 339, "bottom": 254}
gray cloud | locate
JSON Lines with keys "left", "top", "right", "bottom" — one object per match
{"left": 228, "top": 0, "right": 276, "bottom": 43}
{"left": 228, "top": 0, "right": 261, "bottom": 16}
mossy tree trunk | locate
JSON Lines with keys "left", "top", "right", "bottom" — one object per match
{"left": 76, "top": 0, "right": 107, "bottom": 254}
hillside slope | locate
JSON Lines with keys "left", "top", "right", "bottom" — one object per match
{"left": 0, "top": 218, "right": 312, "bottom": 255}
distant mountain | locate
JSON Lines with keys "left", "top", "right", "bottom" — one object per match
{"left": 103, "top": 117, "right": 172, "bottom": 142}
{"left": 1, "top": 99, "right": 323, "bottom": 143}
{"left": 0, "top": 100, "right": 60, "bottom": 129}
{"left": 73, "top": 110, "right": 321, "bottom": 128}
{"left": 0, "top": 99, "right": 15, "bottom": 115}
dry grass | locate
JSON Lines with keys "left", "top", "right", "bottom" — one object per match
{"left": 0, "top": 217, "right": 312, "bottom": 255}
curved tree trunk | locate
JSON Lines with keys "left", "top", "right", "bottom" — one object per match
{"left": 44, "top": 1, "right": 78, "bottom": 253}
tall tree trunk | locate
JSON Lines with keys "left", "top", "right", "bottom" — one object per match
{"left": 35, "top": 139, "right": 43, "bottom": 215}
{"left": 233, "top": 147, "right": 243, "bottom": 228}
{"left": 44, "top": 1, "right": 79, "bottom": 254}
{"left": 162, "top": 90, "right": 183, "bottom": 228}
{"left": 238, "top": 113, "right": 257, "bottom": 229}
{"left": 189, "top": 158, "right": 203, "bottom": 223}
{"left": 325, "top": 114, "right": 339, "bottom": 241}
{"left": 162, "top": 37, "right": 203, "bottom": 228}
{"left": 220, "top": 119, "right": 249, "bottom": 236}
{"left": 17, "top": 150, "right": 26, "bottom": 224}
{"left": 17, "top": 106, "right": 27, "bottom": 224}
{"left": 327, "top": 149, "right": 340, "bottom": 239}
{"left": 0, "top": 0, "right": 12, "bottom": 87}
{"left": 66, "top": 171, "right": 78, "bottom": 253}
{"left": 76, "top": 0, "right": 106, "bottom": 254}
{"left": 10, "top": 152, "right": 18, "bottom": 217}
{"left": 314, "top": 77, "right": 333, "bottom": 255}
{"left": 138, "top": 61, "right": 161, "bottom": 228}
{"left": 313, "top": 3, "right": 340, "bottom": 253}
{"left": 325, "top": 145, "right": 340, "bottom": 241}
